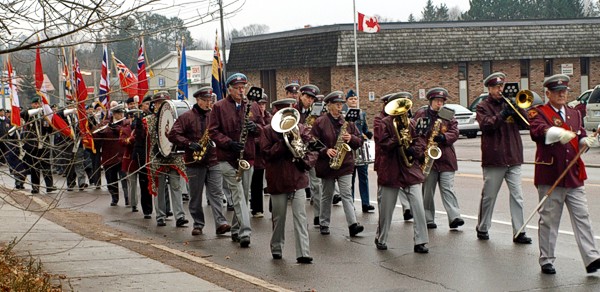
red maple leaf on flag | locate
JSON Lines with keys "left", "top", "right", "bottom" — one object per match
{"left": 366, "top": 18, "right": 378, "bottom": 29}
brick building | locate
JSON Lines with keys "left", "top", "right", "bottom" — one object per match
{"left": 227, "top": 18, "right": 600, "bottom": 119}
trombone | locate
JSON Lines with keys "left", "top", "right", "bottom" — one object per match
{"left": 501, "top": 89, "right": 533, "bottom": 126}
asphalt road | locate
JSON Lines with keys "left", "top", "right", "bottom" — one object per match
{"left": 6, "top": 133, "right": 600, "bottom": 291}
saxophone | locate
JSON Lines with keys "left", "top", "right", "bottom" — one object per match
{"left": 192, "top": 127, "right": 215, "bottom": 162}
{"left": 235, "top": 100, "right": 252, "bottom": 181}
{"left": 329, "top": 121, "right": 351, "bottom": 170}
{"left": 421, "top": 119, "right": 442, "bottom": 176}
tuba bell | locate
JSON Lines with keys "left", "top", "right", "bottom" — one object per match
{"left": 384, "top": 98, "right": 414, "bottom": 167}
{"left": 271, "top": 107, "right": 307, "bottom": 160}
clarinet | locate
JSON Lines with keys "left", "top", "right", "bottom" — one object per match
{"left": 235, "top": 99, "right": 252, "bottom": 181}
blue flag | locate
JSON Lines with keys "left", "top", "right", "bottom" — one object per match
{"left": 177, "top": 41, "right": 188, "bottom": 100}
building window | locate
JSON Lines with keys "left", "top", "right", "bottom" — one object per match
{"left": 544, "top": 59, "right": 553, "bottom": 77}
{"left": 482, "top": 61, "right": 491, "bottom": 79}
{"left": 458, "top": 62, "right": 467, "bottom": 80}
{"left": 581, "top": 57, "right": 590, "bottom": 75}
{"left": 520, "top": 59, "right": 530, "bottom": 78}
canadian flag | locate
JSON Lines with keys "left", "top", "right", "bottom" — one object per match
{"left": 358, "top": 12, "right": 380, "bottom": 33}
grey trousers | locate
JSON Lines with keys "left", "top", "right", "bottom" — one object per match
{"left": 270, "top": 189, "right": 310, "bottom": 258}
{"left": 153, "top": 169, "right": 184, "bottom": 222}
{"left": 320, "top": 175, "right": 358, "bottom": 227}
{"left": 309, "top": 168, "right": 322, "bottom": 219}
{"left": 127, "top": 172, "right": 138, "bottom": 208}
{"left": 477, "top": 166, "right": 526, "bottom": 234}
{"left": 537, "top": 185, "right": 600, "bottom": 267}
{"left": 187, "top": 165, "right": 228, "bottom": 230}
{"left": 376, "top": 185, "right": 428, "bottom": 246}
{"left": 422, "top": 171, "right": 462, "bottom": 225}
{"left": 219, "top": 162, "right": 251, "bottom": 239}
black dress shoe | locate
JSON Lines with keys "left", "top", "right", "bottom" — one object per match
{"left": 349, "top": 223, "right": 364, "bottom": 237}
{"left": 272, "top": 254, "right": 282, "bottom": 260}
{"left": 332, "top": 194, "right": 342, "bottom": 205}
{"left": 166, "top": 211, "right": 173, "bottom": 218}
{"left": 313, "top": 216, "right": 320, "bottom": 226}
{"left": 586, "top": 258, "right": 600, "bottom": 273}
{"left": 132, "top": 207, "right": 138, "bottom": 212}
{"left": 374, "top": 238, "right": 388, "bottom": 250}
{"left": 320, "top": 226, "right": 330, "bottom": 235}
{"left": 79, "top": 183, "right": 88, "bottom": 191}
{"left": 240, "top": 236, "right": 251, "bottom": 248}
{"left": 513, "top": 232, "right": 532, "bottom": 244}
{"left": 403, "top": 209, "right": 413, "bottom": 221}
{"left": 110, "top": 202, "right": 118, "bottom": 206}
{"left": 541, "top": 263, "right": 556, "bottom": 274}
{"left": 427, "top": 223, "right": 438, "bottom": 229}
{"left": 144, "top": 214, "right": 152, "bottom": 219}
{"left": 176, "top": 217, "right": 189, "bottom": 227}
{"left": 476, "top": 228, "right": 489, "bottom": 240}
{"left": 449, "top": 218, "right": 465, "bottom": 229}
{"left": 297, "top": 256, "right": 313, "bottom": 264}
{"left": 31, "top": 189, "right": 39, "bottom": 194}
{"left": 362, "top": 205, "right": 375, "bottom": 213}
{"left": 157, "top": 220, "right": 166, "bottom": 227}
{"left": 231, "top": 233, "right": 240, "bottom": 242}
{"left": 414, "top": 244, "right": 429, "bottom": 253}
{"left": 46, "top": 186, "right": 56, "bottom": 193}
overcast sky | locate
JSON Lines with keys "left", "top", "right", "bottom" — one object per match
{"left": 152, "top": 0, "right": 471, "bottom": 43}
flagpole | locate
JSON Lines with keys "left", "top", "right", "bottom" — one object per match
{"left": 353, "top": 0, "right": 360, "bottom": 108}
{"left": 219, "top": 0, "right": 227, "bottom": 79}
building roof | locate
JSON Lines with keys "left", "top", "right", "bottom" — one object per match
{"left": 227, "top": 18, "right": 600, "bottom": 70}
{"left": 151, "top": 50, "right": 230, "bottom": 70}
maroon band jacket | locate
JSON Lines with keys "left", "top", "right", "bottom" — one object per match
{"left": 168, "top": 104, "right": 217, "bottom": 168}
{"left": 413, "top": 107, "right": 459, "bottom": 172}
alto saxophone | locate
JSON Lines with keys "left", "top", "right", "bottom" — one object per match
{"left": 421, "top": 119, "right": 442, "bottom": 177}
{"left": 192, "top": 127, "right": 215, "bottom": 162}
{"left": 329, "top": 121, "right": 351, "bottom": 170}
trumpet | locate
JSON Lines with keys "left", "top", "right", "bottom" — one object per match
{"left": 501, "top": 89, "right": 533, "bottom": 126}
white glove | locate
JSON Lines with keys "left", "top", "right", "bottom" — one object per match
{"left": 559, "top": 130, "right": 576, "bottom": 144}
{"left": 583, "top": 135, "right": 600, "bottom": 148}
{"left": 546, "top": 126, "right": 576, "bottom": 145}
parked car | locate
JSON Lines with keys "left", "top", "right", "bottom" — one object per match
{"left": 468, "top": 91, "right": 544, "bottom": 113}
{"left": 443, "top": 103, "right": 479, "bottom": 138}
{"left": 568, "top": 87, "right": 597, "bottom": 127}
{"left": 583, "top": 86, "right": 600, "bottom": 131}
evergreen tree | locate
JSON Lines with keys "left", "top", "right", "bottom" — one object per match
{"left": 421, "top": 0, "right": 437, "bottom": 21}
{"left": 408, "top": 13, "right": 417, "bottom": 22}
{"left": 436, "top": 3, "right": 450, "bottom": 20}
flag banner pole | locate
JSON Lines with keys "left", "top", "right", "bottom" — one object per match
{"left": 353, "top": 0, "right": 360, "bottom": 108}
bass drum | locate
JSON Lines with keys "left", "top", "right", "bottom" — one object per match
{"left": 354, "top": 140, "right": 375, "bottom": 166}
{"left": 157, "top": 100, "right": 192, "bottom": 157}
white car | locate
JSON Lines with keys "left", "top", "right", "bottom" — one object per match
{"left": 443, "top": 104, "right": 479, "bottom": 138}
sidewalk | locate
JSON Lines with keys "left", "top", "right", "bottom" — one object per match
{"left": 0, "top": 198, "right": 228, "bottom": 292}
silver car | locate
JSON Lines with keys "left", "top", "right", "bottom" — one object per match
{"left": 443, "top": 104, "right": 479, "bottom": 138}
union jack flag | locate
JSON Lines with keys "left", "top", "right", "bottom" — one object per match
{"left": 99, "top": 44, "right": 110, "bottom": 109}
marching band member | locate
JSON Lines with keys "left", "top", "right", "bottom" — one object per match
{"left": 345, "top": 89, "right": 375, "bottom": 213}
{"left": 475, "top": 72, "right": 531, "bottom": 244}
{"left": 294, "top": 85, "right": 323, "bottom": 226}
{"left": 311, "top": 91, "right": 364, "bottom": 237}
{"left": 373, "top": 93, "right": 412, "bottom": 221}
{"left": 208, "top": 73, "right": 261, "bottom": 248}
{"left": 133, "top": 95, "right": 154, "bottom": 218}
{"left": 168, "top": 87, "right": 231, "bottom": 236}
{"left": 22, "top": 96, "right": 56, "bottom": 194}
{"left": 146, "top": 92, "right": 188, "bottom": 227}
{"left": 58, "top": 101, "right": 88, "bottom": 191}
{"left": 93, "top": 104, "right": 127, "bottom": 206}
{"left": 528, "top": 74, "right": 600, "bottom": 274}
{"left": 120, "top": 99, "right": 141, "bottom": 213}
{"left": 260, "top": 100, "right": 316, "bottom": 263}
{"left": 414, "top": 88, "right": 464, "bottom": 229}
{"left": 374, "top": 95, "right": 429, "bottom": 253}
{"left": 285, "top": 82, "right": 300, "bottom": 101}
{"left": 249, "top": 94, "right": 271, "bottom": 218}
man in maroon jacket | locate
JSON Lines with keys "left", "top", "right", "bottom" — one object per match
{"left": 208, "top": 73, "right": 262, "bottom": 248}
{"left": 261, "top": 102, "right": 317, "bottom": 264}
{"left": 94, "top": 104, "right": 127, "bottom": 206}
{"left": 475, "top": 72, "right": 531, "bottom": 244}
{"left": 375, "top": 96, "right": 429, "bottom": 253}
{"left": 529, "top": 74, "right": 600, "bottom": 275}
{"left": 168, "top": 87, "right": 231, "bottom": 236}
{"left": 249, "top": 94, "right": 271, "bottom": 218}
{"left": 311, "top": 91, "right": 364, "bottom": 237}
{"left": 413, "top": 88, "right": 464, "bottom": 230}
